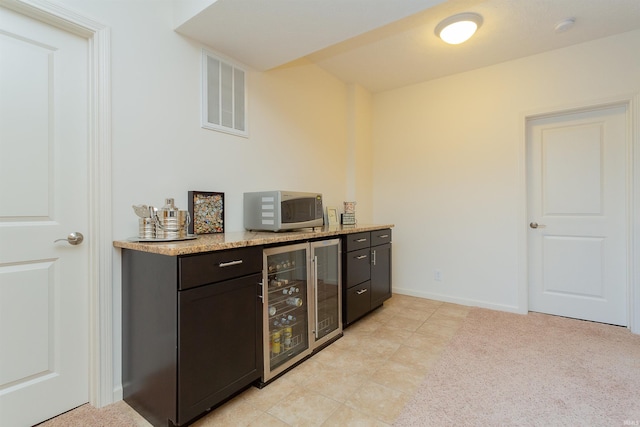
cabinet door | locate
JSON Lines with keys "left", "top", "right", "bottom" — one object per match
{"left": 371, "top": 243, "right": 392, "bottom": 308}
{"left": 177, "top": 273, "right": 262, "bottom": 424}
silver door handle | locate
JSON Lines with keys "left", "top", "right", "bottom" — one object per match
{"left": 356, "top": 289, "right": 368, "bottom": 295}
{"left": 355, "top": 255, "right": 367, "bottom": 260}
{"left": 529, "top": 222, "right": 546, "bottom": 229}
{"left": 219, "top": 260, "right": 243, "bottom": 267}
{"left": 54, "top": 232, "right": 84, "bottom": 245}
{"left": 313, "top": 255, "right": 319, "bottom": 340}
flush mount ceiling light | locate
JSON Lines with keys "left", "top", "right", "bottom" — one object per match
{"left": 435, "top": 12, "right": 483, "bottom": 45}
{"left": 555, "top": 17, "right": 575, "bottom": 33}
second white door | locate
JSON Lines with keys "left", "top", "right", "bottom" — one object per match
{"left": 527, "top": 104, "right": 628, "bottom": 326}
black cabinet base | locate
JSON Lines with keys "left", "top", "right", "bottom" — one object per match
{"left": 122, "top": 248, "right": 262, "bottom": 427}
{"left": 342, "top": 229, "right": 392, "bottom": 328}
{"left": 126, "top": 381, "right": 257, "bottom": 427}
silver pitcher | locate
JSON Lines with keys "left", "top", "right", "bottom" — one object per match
{"left": 154, "top": 198, "right": 191, "bottom": 239}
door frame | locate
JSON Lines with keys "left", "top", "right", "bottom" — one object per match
{"left": 518, "top": 94, "right": 640, "bottom": 334}
{"left": 0, "top": 0, "right": 114, "bottom": 406}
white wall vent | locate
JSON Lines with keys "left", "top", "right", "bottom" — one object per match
{"left": 202, "top": 50, "right": 248, "bottom": 137}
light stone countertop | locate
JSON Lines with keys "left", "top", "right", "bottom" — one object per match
{"left": 113, "top": 224, "right": 394, "bottom": 256}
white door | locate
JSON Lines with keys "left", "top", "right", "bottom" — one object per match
{"left": 0, "top": 5, "right": 89, "bottom": 426}
{"left": 527, "top": 105, "right": 628, "bottom": 326}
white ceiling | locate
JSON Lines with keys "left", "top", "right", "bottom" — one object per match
{"left": 175, "top": 0, "right": 640, "bottom": 93}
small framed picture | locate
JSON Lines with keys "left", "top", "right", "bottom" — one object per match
{"left": 326, "top": 206, "right": 339, "bottom": 226}
{"left": 188, "top": 191, "right": 224, "bottom": 234}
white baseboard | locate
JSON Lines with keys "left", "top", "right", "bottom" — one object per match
{"left": 112, "top": 384, "right": 123, "bottom": 403}
{"left": 392, "top": 287, "right": 526, "bottom": 315}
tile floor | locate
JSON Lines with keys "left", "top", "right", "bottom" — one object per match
{"left": 123, "top": 294, "right": 470, "bottom": 426}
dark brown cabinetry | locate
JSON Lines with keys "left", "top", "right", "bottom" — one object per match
{"left": 122, "top": 246, "right": 263, "bottom": 426}
{"left": 342, "top": 229, "right": 392, "bottom": 326}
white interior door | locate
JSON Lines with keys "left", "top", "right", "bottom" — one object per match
{"left": 527, "top": 105, "right": 628, "bottom": 326}
{"left": 0, "top": 5, "right": 89, "bottom": 426}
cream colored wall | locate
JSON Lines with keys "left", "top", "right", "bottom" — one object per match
{"left": 56, "top": 0, "right": 349, "bottom": 235}
{"left": 372, "top": 30, "right": 640, "bottom": 313}
{"left": 347, "top": 84, "right": 374, "bottom": 223}
{"left": 55, "top": 0, "right": 351, "bottom": 399}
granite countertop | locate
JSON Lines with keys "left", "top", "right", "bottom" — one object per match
{"left": 113, "top": 224, "right": 394, "bottom": 256}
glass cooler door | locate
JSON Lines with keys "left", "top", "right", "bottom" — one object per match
{"left": 311, "top": 238, "right": 342, "bottom": 346}
{"left": 263, "top": 243, "right": 311, "bottom": 381}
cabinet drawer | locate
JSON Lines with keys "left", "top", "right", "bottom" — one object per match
{"left": 179, "top": 246, "right": 263, "bottom": 290}
{"left": 371, "top": 229, "right": 391, "bottom": 246}
{"left": 344, "top": 232, "right": 370, "bottom": 252}
{"left": 345, "top": 247, "right": 370, "bottom": 287}
{"left": 345, "top": 281, "right": 371, "bottom": 325}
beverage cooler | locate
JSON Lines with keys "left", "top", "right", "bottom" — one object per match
{"left": 261, "top": 239, "right": 342, "bottom": 383}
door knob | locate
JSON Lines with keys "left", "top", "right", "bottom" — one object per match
{"left": 529, "top": 222, "right": 546, "bottom": 229}
{"left": 54, "top": 232, "right": 84, "bottom": 245}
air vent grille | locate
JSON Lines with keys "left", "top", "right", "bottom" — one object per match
{"left": 202, "top": 50, "right": 247, "bottom": 137}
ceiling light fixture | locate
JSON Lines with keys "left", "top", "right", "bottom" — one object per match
{"left": 554, "top": 17, "right": 575, "bottom": 33}
{"left": 435, "top": 12, "right": 483, "bottom": 45}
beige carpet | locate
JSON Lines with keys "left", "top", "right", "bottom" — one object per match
{"left": 36, "top": 401, "right": 148, "bottom": 427}
{"left": 394, "top": 308, "right": 640, "bottom": 426}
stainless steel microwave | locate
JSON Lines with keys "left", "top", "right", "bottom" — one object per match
{"left": 244, "top": 191, "right": 324, "bottom": 231}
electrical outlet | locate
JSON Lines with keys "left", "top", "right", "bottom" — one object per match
{"left": 434, "top": 269, "right": 443, "bottom": 282}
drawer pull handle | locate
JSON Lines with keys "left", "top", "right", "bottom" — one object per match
{"left": 378, "top": 234, "right": 389, "bottom": 238}
{"left": 355, "top": 255, "right": 368, "bottom": 260}
{"left": 355, "top": 238, "right": 368, "bottom": 242}
{"left": 219, "top": 260, "right": 243, "bottom": 268}
{"left": 356, "top": 289, "right": 368, "bottom": 295}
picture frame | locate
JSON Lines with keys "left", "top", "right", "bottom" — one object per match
{"left": 188, "top": 191, "right": 225, "bottom": 234}
{"left": 326, "top": 206, "right": 339, "bottom": 226}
